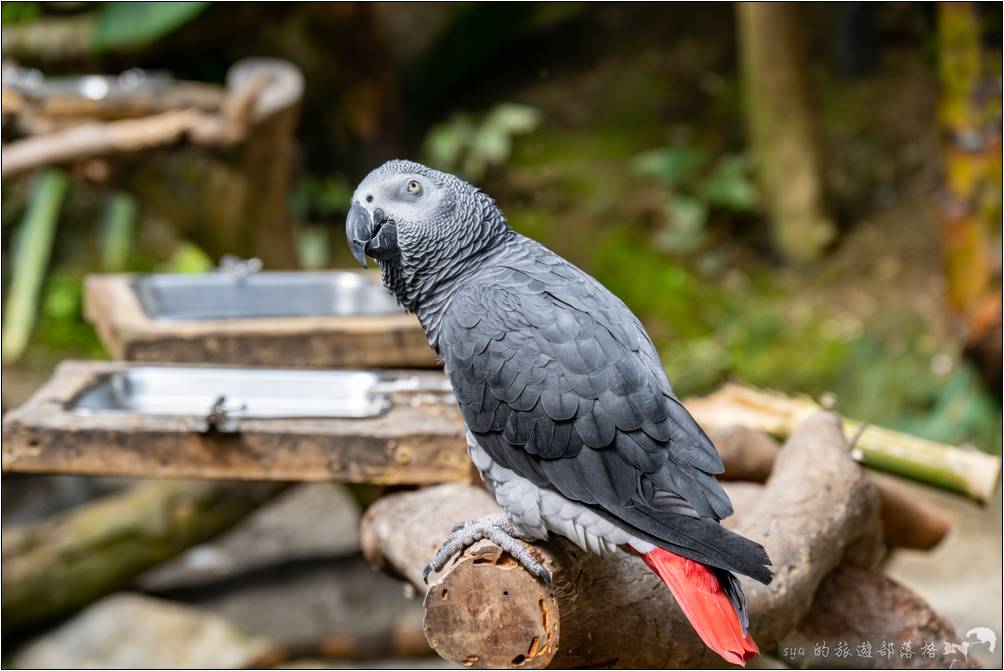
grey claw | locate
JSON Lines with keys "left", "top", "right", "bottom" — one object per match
{"left": 422, "top": 564, "right": 432, "bottom": 584}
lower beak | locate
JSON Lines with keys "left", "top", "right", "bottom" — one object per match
{"left": 346, "top": 202, "right": 401, "bottom": 268}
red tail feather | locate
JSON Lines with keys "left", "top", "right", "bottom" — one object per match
{"left": 642, "top": 548, "right": 759, "bottom": 667}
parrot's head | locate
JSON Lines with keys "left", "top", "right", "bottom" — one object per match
{"left": 345, "top": 160, "right": 509, "bottom": 278}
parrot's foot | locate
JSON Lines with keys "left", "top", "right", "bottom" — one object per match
{"left": 423, "top": 514, "right": 552, "bottom": 589}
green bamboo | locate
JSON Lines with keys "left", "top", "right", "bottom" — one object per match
{"left": 100, "top": 192, "right": 138, "bottom": 272}
{"left": 688, "top": 383, "right": 1001, "bottom": 502}
{"left": 1, "top": 169, "right": 69, "bottom": 362}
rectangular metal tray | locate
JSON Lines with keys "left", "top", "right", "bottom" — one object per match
{"left": 131, "top": 271, "right": 402, "bottom": 321}
{"left": 84, "top": 273, "right": 438, "bottom": 368}
{"left": 69, "top": 367, "right": 399, "bottom": 419}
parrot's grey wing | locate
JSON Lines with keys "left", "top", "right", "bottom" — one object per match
{"left": 441, "top": 258, "right": 770, "bottom": 583}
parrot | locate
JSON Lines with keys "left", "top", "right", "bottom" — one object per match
{"left": 346, "top": 160, "right": 772, "bottom": 665}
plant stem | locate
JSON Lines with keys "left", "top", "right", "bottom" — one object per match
{"left": 2, "top": 169, "right": 69, "bottom": 363}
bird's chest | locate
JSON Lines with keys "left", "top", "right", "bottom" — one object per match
{"left": 466, "top": 434, "right": 629, "bottom": 556}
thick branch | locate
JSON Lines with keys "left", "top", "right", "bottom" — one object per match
{"left": 711, "top": 426, "right": 952, "bottom": 551}
{"left": 361, "top": 413, "right": 925, "bottom": 668}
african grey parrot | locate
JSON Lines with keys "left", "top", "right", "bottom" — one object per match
{"left": 346, "top": 160, "right": 771, "bottom": 665}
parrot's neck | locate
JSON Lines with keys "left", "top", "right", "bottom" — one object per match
{"left": 381, "top": 223, "right": 514, "bottom": 351}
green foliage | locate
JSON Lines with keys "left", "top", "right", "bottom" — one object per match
{"left": 32, "top": 270, "right": 103, "bottom": 357}
{"left": 589, "top": 228, "right": 1000, "bottom": 452}
{"left": 1, "top": 2, "right": 40, "bottom": 25}
{"left": 632, "top": 146, "right": 759, "bottom": 254}
{"left": 699, "top": 155, "right": 759, "bottom": 212}
{"left": 632, "top": 147, "right": 708, "bottom": 188}
{"left": 92, "top": 2, "right": 209, "bottom": 52}
{"left": 425, "top": 103, "right": 542, "bottom": 181}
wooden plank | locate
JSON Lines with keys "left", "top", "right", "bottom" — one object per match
{"left": 83, "top": 273, "right": 439, "bottom": 368}
{"left": 2, "top": 361, "right": 472, "bottom": 483}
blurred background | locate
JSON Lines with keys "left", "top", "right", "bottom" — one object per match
{"left": 1, "top": 2, "right": 1001, "bottom": 668}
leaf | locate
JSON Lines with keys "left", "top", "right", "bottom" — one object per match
{"left": 484, "top": 103, "right": 542, "bottom": 135}
{"left": 653, "top": 196, "right": 708, "bottom": 254}
{"left": 92, "top": 2, "right": 209, "bottom": 52}
{"left": 160, "top": 241, "right": 213, "bottom": 274}
{"left": 632, "top": 146, "right": 708, "bottom": 188}
{"left": 699, "top": 154, "right": 759, "bottom": 211}
{"left": 424, "top": 114, "right": 475, "bottom": 171}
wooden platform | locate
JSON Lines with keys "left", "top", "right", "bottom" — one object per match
{"left": 2, "top": 361, "right": 471, "bottom": 483}
{"left": 84, "top": 273, "right": 439, "bottom": 369}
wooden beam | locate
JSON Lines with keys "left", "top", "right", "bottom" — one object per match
{"left": 2, "top": 361, "right": 471, "bottom": 483}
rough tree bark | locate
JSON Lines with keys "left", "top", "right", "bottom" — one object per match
{"left": 737, "top": 2, "right": 836, "bottom": 263}
{"left": 362, "top": 413, "right": 962, "bottom": 668}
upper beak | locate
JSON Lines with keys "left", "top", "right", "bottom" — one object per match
{"left": 346, "top": 201, "right": 400, "bottom": 268}
{"left": 346, "top": 202, "right": 372, "bottom": 267}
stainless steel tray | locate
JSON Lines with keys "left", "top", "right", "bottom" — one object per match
{"left": 69, "top": 367, "right": 401, "bottom": 420}
{"left": 131, "top": 271, "right": 402, "bottom": 321}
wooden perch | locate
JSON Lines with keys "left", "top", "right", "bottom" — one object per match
{"left": 2, "top": 479, "right": 286, "bottom": 633}
{"left": 688, "top": 383, "right": 1001, "bottom": 502}
{"left": 358, "top": 413, "right": 964, "bottom": 668}
{"left": 710, "top": 426, "right": 952, "bottom": 551}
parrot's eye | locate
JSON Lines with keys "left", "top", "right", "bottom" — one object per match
{"left": 406, "top": 179, "right": 422, "bottom": 194}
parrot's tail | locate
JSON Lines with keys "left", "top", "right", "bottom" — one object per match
{"left": 641, "top": 547, "right": 759, "bottom": 667}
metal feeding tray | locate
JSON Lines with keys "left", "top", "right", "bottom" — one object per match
{"left": 3, "top": 361, "right": 470, "bottom": 483}
{"left": 131, "top": 271, "right": 401, "bottom": 321}
{"left": 70, "top": 366, "right": 395, "bottom": 421}
{"left": 84, "top": 271, "right": 437, "bottom": 368}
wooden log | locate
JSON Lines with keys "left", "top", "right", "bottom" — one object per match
{"left": 361, "top": 413, "right": 899, "bottom": 668}
{"left": 785, "top": 564, "right": 972, "bottom": 669}
{"left": 689, "top": 383, "right": 1001, "bottom": 502}
{"left": 710, "top": 426, "right": 952, "bottom": 551}
{"left": 2, "top": 479, "right": 286, "bottom": 633}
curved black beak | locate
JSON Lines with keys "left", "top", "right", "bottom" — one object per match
{"left": 346, "top": 202, "right": 400, "bottom": 268}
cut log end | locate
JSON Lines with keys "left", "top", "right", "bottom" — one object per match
{"left": 424, "top": 542, "right": 558, "bottom": 669}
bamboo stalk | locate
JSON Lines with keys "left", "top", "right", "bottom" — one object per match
{"left": 100, "top": 192, "right": 137, "bottom": 272}
{"left": 686, "top": 383, "right": 1001, "bottom": 502}
{"left": 1, "top": 169, "right": 69, "bottom": 362}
